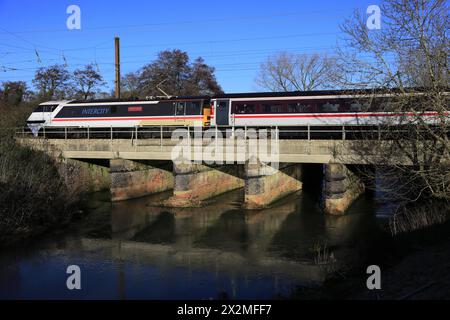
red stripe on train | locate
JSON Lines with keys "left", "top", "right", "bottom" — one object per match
{"left": 233, "top": 112, "right": 445, "bottom": 119}
{"left": 53, "top": 116, "right": 203, "bottom": 121}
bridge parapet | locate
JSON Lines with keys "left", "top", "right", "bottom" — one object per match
{"left": 16, "top": 136, "right": 421, "bottom": 165}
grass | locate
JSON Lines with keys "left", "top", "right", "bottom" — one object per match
{"left": 389, "top": 200, "right": 450, "bottom": 236}
{"left": 312, "top": 240, "right": 336, "bottom": 266}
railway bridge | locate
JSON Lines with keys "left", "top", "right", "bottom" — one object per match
{"left": 15, "top": 125, "right": 431, "bottom": 215}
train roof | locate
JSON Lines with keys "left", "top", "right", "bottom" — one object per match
{"left": 39, "top": 100, "right": 71, "bottom": 105}
{"left": 212, "top": 87, "right": 448, "bottom": 99}
{"left": 66, "top": 95, "right": 210, "bottom": 104}
{"left": 50, "top": 87, "right": 448, "bottom": 105}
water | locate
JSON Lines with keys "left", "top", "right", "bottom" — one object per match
{"left": 0, "top": 185, "right": 387, "bottom": 300}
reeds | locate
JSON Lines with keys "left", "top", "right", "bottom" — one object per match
{"left": 389, "top": 201, "right": 450, "bottom": 235}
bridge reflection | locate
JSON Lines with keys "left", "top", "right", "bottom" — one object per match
{"left": 72, "top": 188, "right": 377, "bottom": 288}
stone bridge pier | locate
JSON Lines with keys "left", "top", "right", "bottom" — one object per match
{"left": 57, "top": 158, "right": 110, "bottom": 193}
{"left": 243, "top": 161, "right": 302, "bottom": 209}
{"left": 110, "top": 159, "right": 174, "bottom": 201}
{"left": 60, "top": 158, "right": 365, "bottom": 216}
{"left": 163, "top": 161, "right": 244, "bottom": 207}
{"left": 323, "top": 163, "right": 365, "bottom": 215}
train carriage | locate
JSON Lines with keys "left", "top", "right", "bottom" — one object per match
{"left": 210, "top": 90, "right": 448, "bottom": 127}
{"left": 27, "top": 97, "right": 211, "bottom": 129}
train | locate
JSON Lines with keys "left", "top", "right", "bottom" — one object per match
{"left": 26, "top": 89, "right": 448, "bottom": 131}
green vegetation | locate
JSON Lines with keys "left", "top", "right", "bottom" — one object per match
{"left": 0, "top": 101, "right": 81, "bottom": 245}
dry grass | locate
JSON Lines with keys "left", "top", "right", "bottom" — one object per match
{"left": 389, "top": 201, "right": 450, "bottom": 236}
{"left": 312, "top": 241, "right": 336, "bottom": 265}
{"left": 0, "top": 101, "right": 82, "bottom": 245}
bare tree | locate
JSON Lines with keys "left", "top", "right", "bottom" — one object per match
{"left": 73, "top": 64, "right": 106, "bottom": 100}
{"left": 32, "top": 64, "right": 70, "bottom": 100}
{"left": 338, "top": 0, "right": 449, "bottom": 208}
{"left": 255, "top": 52, "right": 339, "bottom": 92}
{"left": 138, "top": 49, "right": 223, "bottom": 97}
{"left": 186, "top": 57, "right": 223, "bottom": 95}
{"left": 121, "top": 71, "right": 142, "bottom": 98}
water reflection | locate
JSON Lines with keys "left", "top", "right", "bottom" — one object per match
{"left": 80, "top": 189, "right": 379, "bottom": 286}
{"left": 88, "top": 190, "right": 329, "bottom": 284}
{"left": 0, "top": 187, "right": 384, "bottom": 299}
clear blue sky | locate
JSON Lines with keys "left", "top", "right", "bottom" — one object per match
{"left": 0, "top": 0, "right": 379, "bottom": 93}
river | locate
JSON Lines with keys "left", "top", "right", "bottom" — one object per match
{"left": 0, "top": 178, "right": 390, "bottom": 299}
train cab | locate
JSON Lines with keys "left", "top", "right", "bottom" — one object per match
{"left": 26, "top": 98, "right": 212, "bottom": 130}
{"left": 26, "top": 101, "right": 64, "bottom": 134}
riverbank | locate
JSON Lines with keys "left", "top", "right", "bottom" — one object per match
{"left": 0, "top": 101, "right": 87, "bottom": 246}
{"left": 0, "top": 131, "right": 85, "bottom": 246}
{"left": 293, "top": 218, "right": 450, "bottom": 299}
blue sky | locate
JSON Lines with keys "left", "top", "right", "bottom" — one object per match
{"left": 0, "top": 0, "right": 379, "bottom": 93}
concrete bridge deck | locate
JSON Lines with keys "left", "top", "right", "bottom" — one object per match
{"left": 16, "top": 137, "right": 410, "bottom": 165}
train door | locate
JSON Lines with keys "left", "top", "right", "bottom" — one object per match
{"left": 175, "top": 102, "right": 185, "bottom": 125}
{"left": 215, "top": 100, "right": 230, "bottom": 126}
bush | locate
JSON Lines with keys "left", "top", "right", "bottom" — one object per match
{"left": 0, "top": 101, "right": 80, "bottom": 245}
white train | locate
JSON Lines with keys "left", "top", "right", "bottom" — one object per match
{"left": 27, "top": 90, "right": 448, "bottom": 132}
{"left": 26, "top": 97, "right": 210, "bottom": 129}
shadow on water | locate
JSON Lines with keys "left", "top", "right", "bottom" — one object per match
{"left": 0, "top": 176, "right": 389, "bottom": 299}
{"left": 131, "top": 212, "right": 176, "bottom": 244}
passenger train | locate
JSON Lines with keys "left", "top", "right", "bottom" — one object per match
{"left": 26, "top": 89, "right": 448, "bottom": 131}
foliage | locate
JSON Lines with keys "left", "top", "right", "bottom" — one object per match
{"left": 72, "top": 64, "right": 106, "bottom": 100}
{"left": 0, "top": 101, "right": 80, "bottom": 245}
{"left": 28, "top": 50, "right": 223, "bottom": 100}
{"left": 32, "top": 64, "right": 71, "bottom": 100}
{"left": 126, "top": 49, "right": 223, "bottom": 98}
{"left": 0, "top": 140, "right": 74, "bottom": 244}
{"left": 120, "top": 71, "right": 142, "bottom": 98}
{"left": 0, "top": 81, "right": 29, "bottom": 105}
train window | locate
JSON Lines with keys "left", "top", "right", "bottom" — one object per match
{"left": 143, "top": 102, "right": 174, "bottom": 115}
{"left": 320, "top": 102, "right": 340, "bottom": 112}
{"left": 234, "top": 104, "right": 244, "bottom": 113}
{"left": 369, "top": 98, "right": 388, "bottom": 111}
{"left": 234, "top": 103, "right": 256, "bottom": 114}
{"left": 176, "top": 102, "right": 185, "bottom": 115}
{"left": 34, "top": 105, "right": 58, "bottom": 112}
{"left": 263, "top": 103, "right": 284, "bottom": 113}
{"left": 111, "top": 106, "right": 117, "bottom": 113}
{"left": 349, "top": 102, "right": 369, "bottom": 112}
{"left": 218, "top": 101, "right": 227, "bottom": 110}
{"left": 377, "top": 100, "right": 395, "bottom": 111}
{"left": 185, "top": 101, "right": 201, "bottom": 115}
{"left": 287, "top": 103, "right": 312, "bottom": 113}
{"left": 33, "top": 105, "right": 44, "bottom": 112}
{"left": 43, "top": 105, "right": 58, "bottom": 112}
